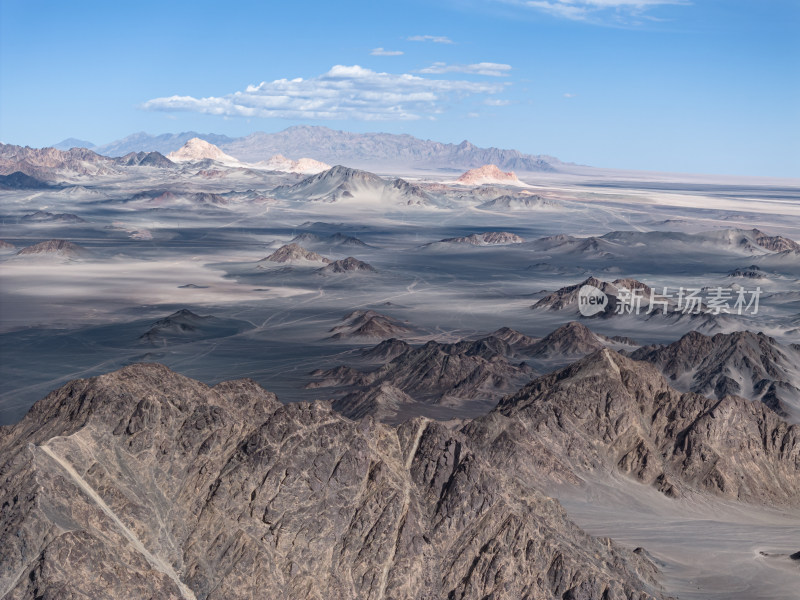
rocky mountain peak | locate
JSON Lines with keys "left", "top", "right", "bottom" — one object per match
{"left": 457, "top": 164, "right": 522, "bottom": 185}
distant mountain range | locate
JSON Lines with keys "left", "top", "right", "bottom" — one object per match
{"left": 53, "top": 126, "right": 563, "bottom": 173}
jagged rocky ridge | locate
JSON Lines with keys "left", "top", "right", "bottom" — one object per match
{"left": 317, "top": 323, "right": 639, "bottom": 421}
{"left": 15, "top": 239, "right": 89, "bottom": 258}
{"left": 319, "top": 257, "right": 377, "bottom": 274}
{"left": 0, "top": 363, "right": 668, "bottom": 600}
{"left": 273, "top": 165, "right": 430, "bottom": 205}
{"left": 466, "top": 349, "right": 800, "bottom": 505}
{"left": 310, "top": 333, "right": 534, "bottom": 415}
{"left": 328, "top": 310, "right": 412, "bottom": 339}
{"left": 430, "top": 231, "right": 525, "bottom": 246}
{"left": 259, "top": 243, "right": 331, "bottom": 265}
{"left": 630, "top": 330, "right": 800, "bottom": 417}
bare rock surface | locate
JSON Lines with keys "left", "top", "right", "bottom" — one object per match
{"left": 465, "top": 349, "right": 800, "bottom": 506}
{"left": 0, "top": 363, "right": 669, "bottom": 600}
{"left": 15, "top": 239, "right": 89, "bottom": 258}
{"left": 631, "top": 330, "right": 800, "bottom": 417}
{"left": 259, "top": 242, "right": 330, "bottom": 265}
{"left": 273, "top": 165, "right": 431, "bottom": 205}
{"left": 318, "top": 257, "right": 377, "bottom": 274}
{"left": 311, "top": 335, "right": 534, "bottom": 414}
{"left": 328, "top": 310, "right": 412, "bottom": 339}
{"left": 433, "top": 231, "right": 525, "bottom": 246}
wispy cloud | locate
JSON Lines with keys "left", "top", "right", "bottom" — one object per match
{"left": 505, "top": 0, "right": 689, "bottom": 22}
{"left": 142, "top": 65, "right": 506, "bottom": 121}
{"left": 563, "top": 92, "right": 577, "bottom": 98}
{"left": 419, "top": 62, "right": 512, "bottom": 77}
{"left": 484, "top": 98, "right": 512, "bottom": 106}
{"left": 407, "top": 35, "right": 454, "bottom": 44}
{"left": 370, "top": 47, "right": 404, "bottom": 56}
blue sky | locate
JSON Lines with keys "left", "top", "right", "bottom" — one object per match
{"left": 1, "top": 0, "right": 798, "bottom": 176}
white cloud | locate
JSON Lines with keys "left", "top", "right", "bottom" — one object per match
{"left": 407, "top": 35, "right": 454, "bottom": 44}
{"left": 142, "top": 65, "right": 506, "bottom": 121}
{"left": 563, "top": 92, "right": 577, "bottom": 98}
{"left": 419, "top": 62, "right": 512, "bottom": 77}
{"left": 371, "top": 47, "right": 403, "bottom": 56}
{"left": 484, "top": 98, "right": 512, "bottom": 106}
{"left": 505, "top": 0, "right": 688, "bottom": 22}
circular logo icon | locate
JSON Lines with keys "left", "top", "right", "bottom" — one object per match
{"left": 578, "top": 284, "right": 608, "bottom": 317}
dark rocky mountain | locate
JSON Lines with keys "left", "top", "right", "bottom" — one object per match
{"left": 431, "top": 231, "right": 524, "bottom": 246}
{"left": 361, "top": 338, "right": 413, "bottom": 361}
{"left": 311, "top": 335, "right": 533, "bottom": 411}
{"left": 138, "top": 309, "right": 250, "bottom": 347}
{"left": 291, "top": 232, "right": 373, "bottom": 248}
{"left": 15, "top": 239, "right": 89, "bottom": 257}
{"left": 526, "top": 321, "right": 638, "bottom": 358}
{"left": 0, "top": 171, "right": 53, "bottom": 190}
{"left": 478, "top": 194, "right": 561, "bottom": 210}
{"left": 332, "top": 383, "right": 414, "bottom": 421}
{"left": 259, "top": 243, "right": 330, "bottom": 265}
{"left": 750, "top": 228, "right": 800, "bottom": 252}
{"left": 466, "top": 349, "right": 800, "bottom": 506}
{"left": 273, "top": 165, "right": 430, "bottom": 205}
{"left": 20, "top": 210, "right": 86, "bottom": 223}
{"left": 0, "top": 145, "right": 171, "bottom": 182}
{"left": 0, "top": 363, "right": 668, "bottom": 600}
{"left": 631, "top": 330, "right": 800, "bottom": 416}
{"left": 0, "top": 144, "right": 112, "bottom": 180}
{"left": 727, "top": 264, "right": 767, "bottom": 279}
{"left": 532, "top": 276, "right": 654, "bottom": 315}
{"left": 319, "top": 257, "right": 377, "bottom": 274}
{"left": 328, "top": 310, "right": 412, "bottom": 339}
{"left": 127, "top": 189, "right": 233, "bottom": 207}
{"left": 113, "top": 151, "right": 175, "bottom": 168}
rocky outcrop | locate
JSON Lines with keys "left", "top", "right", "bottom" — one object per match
{"left": 466, "top": 349, "right": 800, "bottom": 505}
{"left": 0, "top": 363, "right": 667, "bottom": 600}
{"left": 457, "top": 164, "right": 522, "bottom": 185}
{"left": 259, "top": 243, "right": 330, "bottom": 265}
{"left": 328, "top": 310, "right": 412, "bottom": 339}
{"left": 273, "top": 166, "right": 430, "bottom": 205}
{"left": 312, "top": 336, "right": 533, "bottom": 408}
{"left": 138, "top": 309, "right": 249, "bottom": 347}
{"left": 631, "top": 330, "right": 800, "bottom": 416}
{"left": 0, "top": 144, "right": 113, "bottom": 180}
{"left": 15, "top": 239, "right": 89, "bottom": 258}
{"left": 114, "top": 150, "right": 174, "bottom": 168}
{"left": 532, "top": 276, "right": 656, "bottom": 315}
{"left": 478, "top": 194, "right": 560, "bottom": 209}
{"left": 751, "top": 229, "right": 800, "bottom": 253}
{"left": 0, "top": 171, "right": 52, "bottom": 189}
{"left": 291, "top": 232, "right": 372, "bottom": 248}
{"left": 527, "top": 321, "right": 637, "bottom": 358}
{"left": 318, "top": 257, "right": 377, "bottom": 274}
{"left": 20, "top": 211, "right": 86, "bottom": 223}
{"left": 433, "top": 231, "right": 524, "bottom": 246}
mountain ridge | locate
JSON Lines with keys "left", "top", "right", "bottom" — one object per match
{"left": 57, "top": 126, "right": 563, "bottom": 172}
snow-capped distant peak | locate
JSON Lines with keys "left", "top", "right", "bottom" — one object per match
{"left": 167, "top": 138, "right": 240, "bottom": 164}
{"left": 256, "top": 154, "right": 331, "bottom": 175}
{"left": 457, "top": 164, "right": 524, "bottom": 186}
